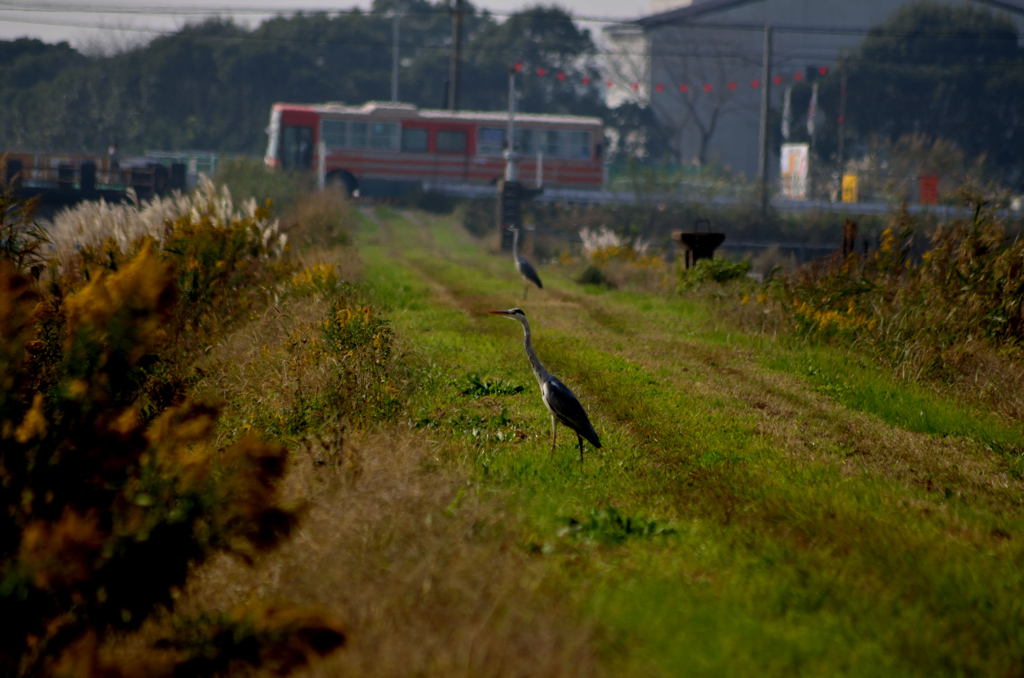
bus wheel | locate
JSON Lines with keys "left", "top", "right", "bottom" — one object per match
{"left": 327, "top": 171, "right": 358, "bottom": 197}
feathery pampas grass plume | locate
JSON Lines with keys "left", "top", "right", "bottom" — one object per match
{"left": 47, "top": 175, "right": 286, "bottom": 267}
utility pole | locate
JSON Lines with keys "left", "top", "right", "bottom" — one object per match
{"left": 505, "top": 67, "right": 518, "bottom": 182}
{"left": 498, "top": 66, "right": 522, "bottom": 251}
{"left": 447, "top": 0, "right": 463, "bottom": 110}
{"left": 836, "top": 55, "right": 848, "bottom": 197}
{"left": 756, "top": 24, "right": 773, "bottom": 215}
{"left": 391, "top": 13, "right": 400, "bottom": 102}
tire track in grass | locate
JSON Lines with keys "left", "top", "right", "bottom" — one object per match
{"left": 363, "top": 208, "right": 1024, "bottom": 676}
{"left": 382, "top": 208, "right": 1024, "bottom": 525}
{"left": 400, "top": 209, "right": 1024, "bottom": 513}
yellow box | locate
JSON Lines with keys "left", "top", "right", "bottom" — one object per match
{"left": 841, "top": 174, "right": 858, "bottom": 203}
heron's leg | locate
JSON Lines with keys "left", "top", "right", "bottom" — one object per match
{"left": 550, "top": 415, "right": 557, "bottom": 453}
{"left": 577, "top": 433, "right": 584, "bottom": 463}
{"left": 523, "top": 283, "right": 529, "bottom": 300}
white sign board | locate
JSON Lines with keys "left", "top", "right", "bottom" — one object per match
{"left": 780, "top": 142, "right": 809, "bottom": 200}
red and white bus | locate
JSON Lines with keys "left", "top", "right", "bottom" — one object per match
{"left": 264, "top": 101, "right": 605, "bottom": 195}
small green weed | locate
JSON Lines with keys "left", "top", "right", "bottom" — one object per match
{"left": 576, "top": 264, "right": 617, "bottom": 289}
{"left": 677, "top": 257, "right": 751, "bottom": 289}
{"left": 415, "top": 405, "right": 522, "bottom": 444}
{"left": 458, "top": 373, "right": 525, "bottom": 397}
{"left": 559, "top": 507, "right": 677, "bottom": 545}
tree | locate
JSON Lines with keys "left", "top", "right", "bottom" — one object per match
{"left": 0, "top": 4, "right": 612, "bottom": 156}
{"left": 460, "top": 6, "right": 604, "bottom": 116}
{"left": 817, "top": 3, "right": 1024, "bottom": 183}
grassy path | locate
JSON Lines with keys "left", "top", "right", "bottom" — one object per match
{"left": 349, "top": 207, "right": 1024, "bottom": 676}
{"left": 175, "top": 205, "right": 1023, "bottom": 677}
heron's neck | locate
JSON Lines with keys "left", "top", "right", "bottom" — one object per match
{"left": 519, "top": 318, "right": 550, "bottom": 383}
{"left": 511, "top": 228, "right": 520, "bottom": 259}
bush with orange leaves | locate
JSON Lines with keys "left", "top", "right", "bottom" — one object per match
{"left": 0, "top": 184, "right": 343, "bottom": 676}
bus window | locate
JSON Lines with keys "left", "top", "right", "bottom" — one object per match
{"left": 281, "top": 125, "right": 313, "bottom": 170}
{"left": 402, "top": 128, "right": 429, "bottom": 152}
{"left": 478, "top": 127, "right": 505, "bottom": 155}
{"left": 437, "top": 130, "right": 467, "bottom": 153}
{"left": 350, "top": 122, "right": 368, "bottom": 148}
{"left": 322, "top": 119, "right": 347, "bottom": 148}
{"left": 514, "top": 128, "right": 534, "bottom": 154}
{"left": 371, "top": 122, "right": 399, "bottom": 150}
{"left": 565, "top": 130, "right": 591, "bottom": 158}
{"left": 543, "top": 130, "right": 560, "bottom": 157}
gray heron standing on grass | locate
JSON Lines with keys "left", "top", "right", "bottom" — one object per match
{"left": 507, "top": 225, "right": 542, "bottom": 298}
{"left": 489, "top": 307, "right": 601, "bottom": 461}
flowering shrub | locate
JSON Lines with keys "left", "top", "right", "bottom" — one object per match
{"left": 0, "top": 178, "right": 49, "bottom": 273}
{"left": 579, "top": 225, "right": 652, "bottom": 263}
{"left": 320, "top": 301, "right": 399, "bottom": 421}
{"left": 49, "top": 176, "right": 285, "bottom": 268}
{"left": 289, "top": 262, "right": 343, "bottom": 297}
{"left": 322, "top": 303, "right": 393, "bottom": 363}
{"left": 0, "top": 181, "right": 344, "bottom": 675}
{"left": 577, "top": 226, "right": 667, "bottom": 291}
{"left": 676, "top": 257, "right": 751, "bottom": 291}
{"left": 770, "top": 195, "right": 1024, "bottom": 411}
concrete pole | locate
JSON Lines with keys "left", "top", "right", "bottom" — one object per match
{"left": 505, "top": 68, "right": 518, "bottom": 181}
{"left": 756, "top": 24, "right": 773, "bottom": 215}
{"left": 317, "top": 140, "right": 326, "bottom": 190}
{"left": 447, "top": 0, "right": 463, "bottom": 110}
{"left": 391, "top": 14, "right": 400, "bottom": 102}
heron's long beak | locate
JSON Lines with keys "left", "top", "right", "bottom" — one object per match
{"left": 488, "top": 310, "right": 513, "bottom": 316}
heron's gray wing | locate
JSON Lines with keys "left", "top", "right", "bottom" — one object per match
{"left": 517, "top": 257, "right": 543, "bottom": 289}
{"left": 542, "top": 377, "right": 601, "bottom": 448}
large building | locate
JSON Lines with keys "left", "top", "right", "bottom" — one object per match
{"left": 619, "top": 0, "right": 1024, "bottom": 179}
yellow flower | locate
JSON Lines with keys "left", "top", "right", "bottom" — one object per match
{"left": 111, "top": 405, "right": 140, "bottom": 435}
{"left": 15, "top": 392, "right": 47, "bottom": 443}
{"left": 66, "top": 379, "right": 88, "bottom": 399}
{"left": 64, "top": 240, "right": 172, "bottom": 336}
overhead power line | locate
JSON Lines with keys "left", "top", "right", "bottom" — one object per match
{"left": 1, "top": 5, "right": 1021, "bottom": 72}
{"left": 0, "top": 2, "right": 640, "bottom": 25}
{"left": 4, "top": 1, "right": 1024, "bottom": 34}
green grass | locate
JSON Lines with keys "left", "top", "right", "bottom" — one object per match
{"left": 767, "top": 345, "right": 1024, "bottom": 475}
{"left": 350, "top": 206, "right": 1024, "bottom": 677}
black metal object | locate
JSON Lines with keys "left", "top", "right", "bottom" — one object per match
{"left": 498, "top": 179, "right": 522, "bottom": 250}
{"left": 497, "top": 179, "right": 544, "bottom": 250}
{"left": 673, "top": 231, "right": 726, "bottom": 268}
{"left": 5, "top": 158, "right": 23, "bottom": 187}
{"left": 9, "top": 159, "right": 179, "bottom": 207}
{"left": 80, "top": 161, "right": 96, "bottom": 194}
{"left": 169, "top": 162, "right": 187, "bottom": 191}
{"left": 57, "top": 163, "right": 75, "bottom": 191}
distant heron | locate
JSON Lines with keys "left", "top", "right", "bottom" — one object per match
{"left": 507, "top": 225, "right": 542, "bottom": 298}
{"left": 489, "top": 307, "right": 601, "bottom": 461}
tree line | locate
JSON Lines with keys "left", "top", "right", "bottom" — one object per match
{"left": 0, "top": 1, "right": 1021, "bottom": 187}
{"left": 0, "top": 0, "right": 608, "bottom": 157}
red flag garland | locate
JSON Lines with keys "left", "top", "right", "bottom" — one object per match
{"left": 508, "top": 63, "right": 831, "bottom": 96}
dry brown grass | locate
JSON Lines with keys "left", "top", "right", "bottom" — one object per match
{"left": 178, "top": 427, "right": 603, "bottom": 678}
{"left": 128, "top": 241, "right": 604, "bottom": 677}
{"left": 283, "top": 187, "right": 354, "bottom": 250}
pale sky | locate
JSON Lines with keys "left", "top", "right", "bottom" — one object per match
{"left": 0, "top": 1, "right": 657, "bottom": 49}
